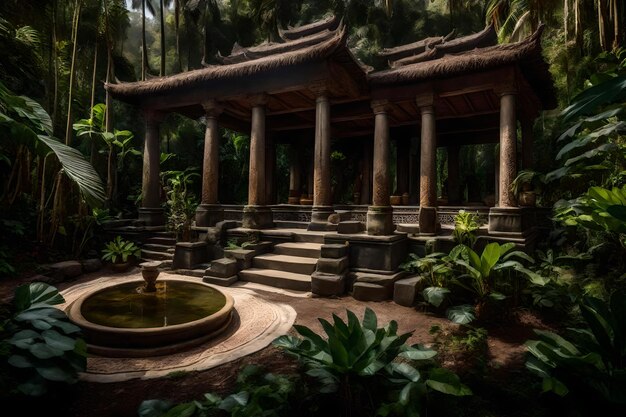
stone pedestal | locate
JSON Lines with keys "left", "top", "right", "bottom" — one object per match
{"left": 418, "top": 206, "right": 438, "bottom": 235}
{"left": 173, "top": 241, "right": 208, "bottom": 270}
{"left": 324, "top": 233, "right": 408, "bottom": 272}
{"left": 308, "top": 206, "right": 335, "bottom": 231}
{"left": 311, "top": 243, "right": 349, "bottom": 297}
{"left": 203, "top": 258, "right": 238, "bottom": 286}
{"left": 195, "top": 204, "right": 223, "bottom": 227}
{"left": 138, "top": 207, "right": 165, "bottom": 226}
{"left": 242, "top": 205, "right": 273, "bottom": 229}
{"left": 488, "top": 207, "right": 530, "bottom": 236}
{"left": 366, "top": 206, "right": 394, "bottom": 236}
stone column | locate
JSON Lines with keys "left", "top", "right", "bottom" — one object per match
{"left": 489, "top": 86, "right": 524, "bottom": 235}
{"left": 367, "top": 100, "right": 394, "bottom": 235}
{"left": 417, "top": 94, "right": 439, "bottom": 235}
{"left": 521, "top": 118, "right": 533, "bottom": 170}
{"left": 447, "top": 145, "right": 461, "bottom": 205}
{"left": 308, "top": 87, "right": 334, "bottom": 230}
{"left": 196, "top": 100, "right": 223, "bottom": 227}
{"left": 138, "top": 110, "right": 165, "bottom": 226}
{"left": 242, "top": 94, "right": 273, "bottom": 229}
{"left": 288, "top": 145, "right": 301, "bottom": 204}
{"left": 498, "top": 91, "right": 517, "bottom": 208}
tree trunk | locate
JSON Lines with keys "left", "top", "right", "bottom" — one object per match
{"left": 612, "top": 0, "right": 620, "bottom": 49}
{"left": 51, "top": 0, "right": 59, "bottom": 132}
{"left": 175, "top": 0, "right": 182, "bottom": 72}
{"left": 105, "top": 0, "right": 115, "bottom": 203}
{"left": 90, "top": 45, "right": 98, "bottom": 165}
{"left": 160, "top": 0, "right": 165, "bottom": 76}
{"left": 142, "top": 0, "right": 147, "bottom": 80}
{"left": 65, "top": 0, "right": 82, "bottom": 146}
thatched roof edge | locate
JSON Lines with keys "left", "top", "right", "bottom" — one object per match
{"left": 106, "top": 27, "right": 349, "bottom": 100}
{"left": 370, "top": 26, "right": 556, "bottom": 108}
{"left": 279, "top": 15, "right": 340, "bottom": 40}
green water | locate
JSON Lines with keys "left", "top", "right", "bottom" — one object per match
{"left": 81, "top": 281, "right": 227, "bottom": 328}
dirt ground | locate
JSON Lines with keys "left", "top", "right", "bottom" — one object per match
{"left": 1, "top": 268, "right": 553, "bottom": 417}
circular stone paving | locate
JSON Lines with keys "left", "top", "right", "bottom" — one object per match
{"left": 60, "top": 272, "right": 296, "bottom": 383}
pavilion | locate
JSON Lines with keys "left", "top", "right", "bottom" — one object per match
{"left": 106, "top": 15, "right": 556, "bottom": 297}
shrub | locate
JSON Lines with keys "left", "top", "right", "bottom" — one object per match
{"left": 452, "top": 210, "right": 482, "bottom": 248}
{"left": 101, "top": 235, "right": 140, "bottom": 264}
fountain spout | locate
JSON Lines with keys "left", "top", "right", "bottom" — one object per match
{"left": 140, "top": 261, "right": 162, "bottom": 292}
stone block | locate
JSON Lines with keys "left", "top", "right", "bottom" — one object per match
{"left": 311, "top": 272, "right": 345, "bottom": 296}
{"left": 81, "top": 258, "right": 102, "bottom": 273}
{"left": 207, "top": 258, "right": 238, "bottom": 277}
{"left": 316, "top": 257, "right": 349, "bottom": 274}
{"left": 328, "top": 213, "right": 341, "bottom": 224}
{"left": 224, "top": 248, "right": 255, "bottom": 270}
{"left": 324, "top": 234, "right": 408, "bottom": 272}
{"left": 173, "top": 241, "right": 208, "bottom": 270}
{"left": 48, "top": 260, "right": 83, "bottom": 281}
{"left": 354, "top": 273, "right": 397, "bottom": 288}
{"left": 352, "top": 282, "right": 391, "bottom": 301}
{"left": 321, "top": 243, "right": 349, "bottom": 259}
{"left": 242, "top": 205, "right": 273, "bottom": 229}
{"left": 418, "top": 206, "right": 438, "bottom": 235}
{"left": 393, "top": 275, "right": 424, "bottom": 307}
{"left": 366, "top": 206, "right": 394, "bottom": 235}
{"left": 337, "top": 221, "right": 363, "bottom": 234}
{"left": 195, "top": 204, "right": 223, "bottom": 227}
{"left": 203, "top": 275, "right": 238, "bottom": 287}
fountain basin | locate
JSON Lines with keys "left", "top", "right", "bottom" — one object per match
{"left": 67, "top": 278, "right": 235, "bottom": 357}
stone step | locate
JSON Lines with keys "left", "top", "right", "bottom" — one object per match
{"left": 141, "top": 249, "right": 174, "bottom": 261}
{"left": 273, "top": 242, "right": 322, "bottom": 258}
{"left": 253, "top": 253, "right": 317, "bottom": 275}
{"left": 143, "top": 243, "right": 174, "bottom": 253}
{"left": 171, "top": 268, "right": 205, "bottom": 278}
{"left": 293, "top": 232, "right": 325, "bottom": 244}
{"left": 145, "top": 236, "right": 177, "bottom": 246}
{"left": 239, "top": 268, "right": 311, "bottom": 292}
{"left": 273, "top": 220, "right": 309, "bottom": 229}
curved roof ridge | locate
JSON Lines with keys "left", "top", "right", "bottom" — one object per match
{"left": 279, "top": 15, "right": 340, "bottom": 41}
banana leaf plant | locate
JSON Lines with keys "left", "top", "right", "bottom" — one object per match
{"left": 526, "top": 291, "right": 626, "bottom": 406}
{"left": 273, "top": 308, "right": 470, "bottom": 417}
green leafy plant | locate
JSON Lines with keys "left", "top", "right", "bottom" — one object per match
{"left": 138, "top": 365, "right": 296, "bottom": 417}
{"left": 448, "top": 243, "right": 542, "bottom": 324}
{"left": 101, "top": 235, "right": 140, "bottom": 264}
{"left": 162, "top": 168, "right": 199, "bottom": 242}
{"left": 510, "top": 170, "right": 545, "bottom": 198}
{"left": 525, "top": 291, "right": 626, "bottom": 405}
{"left": 273, "top": 308, "right": 471, "bottom": 417}
{"left": 452, "top": 210, "right": 482, "bottom": 248}
{"left": 1, "top": 282, "right": 86, "bottom": 397}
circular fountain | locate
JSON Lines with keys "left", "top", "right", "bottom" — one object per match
{"left": 67, "top": 265, "right": 235, "bottom": 357}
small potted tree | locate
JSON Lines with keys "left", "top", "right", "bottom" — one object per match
{"left": 101, "top": 236, "right": 141, "bottom": 272}
{"left": 510, "top": 170, "right": 544, "bottom": 207}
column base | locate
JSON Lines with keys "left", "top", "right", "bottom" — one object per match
{"left": 366, "top": 206, "right": 394, "bottom": 236}
{"left": 138, "top": 207, "right": 165, "bottom": 227}
{"left": 195, "top": 204, "right": 224, "bottom": 227}
{"left": 242, "top": 205, "right": 274, "bottom": 229}
{"left": 418, "top": 206, "right": 439, "bottom": 236}
{"left": 488, "top": 207, "right": 531, "bottom": 236}
{"left": 307, "top": 206, "right": 335, "bottom": 231}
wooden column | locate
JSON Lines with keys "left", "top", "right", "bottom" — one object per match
{"left": 242, "top": 94, "right": 273, "bottom": 229}
{"left": 367, "top": 100, "right": 394, "bottom": 235}
{"left": 447, "top": 145, "right": 461, "bottom": 205}
{"left": 138, "top": 110, "right": 165, "bottom": 226}
{"left": 308, "top": 87, "right": 334, "bottom": 230}
{"left": 498, "top": 90, "right": 517, "bottom": 208}
{"left": 417, "top": 93, "right": 439, "bottom": 235}
{"left": 196, "top": 100, "right": 224, "bottom": 227}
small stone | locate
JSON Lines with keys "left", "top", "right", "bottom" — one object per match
{"left": 337, "top": 221, "right": 363, "bottom": 234}
{"left": 316, "top": 257, "right": 349, "bottom": 274}
{"left": 48, "top": 260, "right": 83, "bottom": 281}
{"left": 207, "top": 258, "right": 238, "bottom": 277}
{"left": 311, "top": 272, "right": 345, "bottom": 296}
{"left": 352, "top": 282, "right": 390, "bottom": 301}
{"left": 321, "top": 243, "right": 349, "bottom": 259}
{"left": 81, "top": 258, "right": 102, "bottom": 273}
{"left": 327, "top": 213, "right": 341, "bottom": 224}
{"left": 393, "top": 275, "right": 424, "bottom": 307}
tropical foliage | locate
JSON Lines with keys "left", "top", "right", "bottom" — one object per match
{"left": 101, "top": 235, "right": 141, "bottom": 263}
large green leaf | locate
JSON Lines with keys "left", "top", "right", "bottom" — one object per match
{"left": 562, "top": 74, "right": 626, "bottom": 121}
{"left": 362, "top": 307, "right": 377, "bottom": 331}
{"left": 37, "top": 135, "right": 106, "bottom": 208}
{"left": 446, "top": 305, "right": 476, "bottom": 325}
{"left": 14, "top": 282, "right": 65, "bottom": 312}
{"left": 426, "top": 368, "right": 472, "bottom": 396}
{"left": 480, "top": 242, "right": 501, "bottom": 277}
{"left": 422, "top": 287, "right": 450, "bottom": 308}
{"left": 42, "top": 329, "right": 77, "bottom": 351}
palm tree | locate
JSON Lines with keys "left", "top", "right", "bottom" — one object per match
{"left": 131, "top": 0, "right": 156, "bottom": 80}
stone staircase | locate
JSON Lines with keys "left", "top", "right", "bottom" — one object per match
{"left": 141, "top": 233, "right": 176, "bottom": 267}
{"left": 238, "top": 233, "right": 324, "bottom": 291}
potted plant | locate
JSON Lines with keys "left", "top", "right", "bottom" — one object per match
{"left": 510, "top": 170, "right": 544, "bottom": 207}
{"left": 101, "top": 236, "right": 141, "bottom": 272}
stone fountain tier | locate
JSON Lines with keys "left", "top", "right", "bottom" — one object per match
{"left": 67, "top": 278, "right": 235, "bottom": 357}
